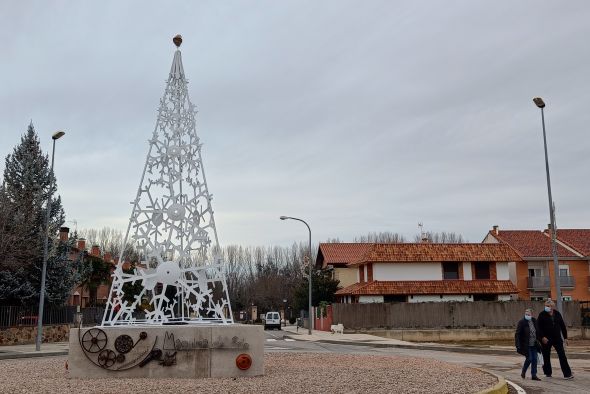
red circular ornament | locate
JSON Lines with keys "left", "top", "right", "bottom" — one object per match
{"left": 236, "top": 353, "right": 252, "bottom": 370}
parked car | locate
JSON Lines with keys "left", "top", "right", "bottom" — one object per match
{"left": 264, "top": 311, "right": 281, "bottom": 330}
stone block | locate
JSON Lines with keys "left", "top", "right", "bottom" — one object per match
{"left": 210, "top": 324, "right": 264, "bottom": 378}
{"left": 68, "top": 324, "right": 263, "bottom": 378}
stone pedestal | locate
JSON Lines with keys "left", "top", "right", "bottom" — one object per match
{"left": 68, "top": 324, "right": 263, "bottom": 378}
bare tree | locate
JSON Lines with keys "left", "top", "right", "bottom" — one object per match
{"left": 413, "top": 231, "right": 466, "bottom": 243}
{"left": 354, "top": 231, "right": 406, "bottom": 243}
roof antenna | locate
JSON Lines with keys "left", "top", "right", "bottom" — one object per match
{"left": 418, "top": 222, "right": 428, "bottom": 243}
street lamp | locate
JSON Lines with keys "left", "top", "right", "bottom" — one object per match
{"left": 533, "top": 97, "right": 563, "bottom": 314}
{"left": 35, "top": 130, "right": 65, "bottom": 351}
{"left": 280, "top": 215, "right": 312, "bottom": 335}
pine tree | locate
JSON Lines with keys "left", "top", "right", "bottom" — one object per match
{"left": 44, "top": 237, "right": 86, "bottom": 305}
{"left": 0, "top": 123, "right": 67, "bottom": 306}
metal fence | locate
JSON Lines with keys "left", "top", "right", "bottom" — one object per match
{"left": 0, "top": 305, "right": 77, "bottom": 328}
{"left": 80, "top": 307, "right": 105, "bottom": 326}
{"left": 332, "top": 301, "right": 582, "bottom": 330}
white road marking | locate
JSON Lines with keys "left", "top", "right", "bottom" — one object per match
{"left": 285, "top": 339, "right": 296, "bottom": 342}
{"left": 266, "top": 338, "right": 277, "bottom": 342}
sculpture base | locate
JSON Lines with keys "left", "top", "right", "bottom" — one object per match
{"left": 68, "top": 324, "right": 264, "bottom": 378}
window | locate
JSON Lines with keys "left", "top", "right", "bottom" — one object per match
{"left": 473, "top": 294, "right": 496, "bottom": 301}
{"left": 474, "top": 262, "right": 491, "bottom": 279}
{"left": 384, "top": 295, "right": 407, "bottom": 303}
{"left": 562, "top": 296, "right": 572, "bottom": 301}
{"left": 528, "top": 268, "right": 543, "bottom": 277}
{"left": 443, "top": 262, "right": 459, "bottom": 279}
{"left": 559, "top": 265, "right": 570, "bottom": 277}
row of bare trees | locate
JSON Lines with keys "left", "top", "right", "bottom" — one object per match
{"left": 76, "top": 228, "right": 466, "bottom": 315}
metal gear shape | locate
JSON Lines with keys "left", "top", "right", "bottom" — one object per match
{"left": 98, "top": 349, "right": 117, "bottom": 368}
{"left": 114, "top": 335, "right": 134, "bottom": 354}
{"left": 81, "top": 328, "right": 107, "bottom": 353}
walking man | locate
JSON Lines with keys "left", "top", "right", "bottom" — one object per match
{"left": 537, "top": 299, "right": 573, "bottom": 379}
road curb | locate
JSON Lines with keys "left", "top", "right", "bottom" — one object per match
{"left": 476, "top": 369, "right": 508, "bottom": 394}
{"left": 283, "top": 334, "right": 590, "bottom": 359}
{"left": 0, "top": 351, "right": 68, "bottom": 360}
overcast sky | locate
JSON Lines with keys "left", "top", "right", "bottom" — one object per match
{"left": 1, "top": 1, "right": 589, "bottom": 246}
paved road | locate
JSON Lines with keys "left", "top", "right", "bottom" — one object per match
{"left": 263, "top": 330, "right": 590, "bottom": 394}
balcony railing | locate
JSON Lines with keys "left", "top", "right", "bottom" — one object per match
{"left": 527, "top": 276, "right": 550, "bottom": 289}
{"left": 527, "top": 275, "right": 575, "bottom": 289}
{"left": 559, "top": 276, "right": 575, "bottom": 288}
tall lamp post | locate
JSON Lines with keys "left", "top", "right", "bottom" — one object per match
{"left": 280, "top": 216, "right": 312, "bottom": 335}
{"left": 533, "top": 97, "right": 563, "bottom": 314}
{"left": 35, "top": 130, "right": 65, "bottom": 351}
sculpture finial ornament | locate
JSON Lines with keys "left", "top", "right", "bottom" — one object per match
{"left": 173, "top": 34, "right": 183, "bottom": 48}
{"left": 101, "top": 39, "right": 233, "bottom": 326}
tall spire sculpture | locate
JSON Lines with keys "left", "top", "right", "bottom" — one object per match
{"left": 102, "top": 35, "right": 233, "bottom": 326}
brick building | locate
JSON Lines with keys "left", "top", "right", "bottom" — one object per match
{"left": 483, "top": 226, "right": 590, "bottom": 301}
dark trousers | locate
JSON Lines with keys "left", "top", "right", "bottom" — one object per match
{"left": 522, "top": 345, "right": 538, "bottom": 377}
{"left": 541, "top": 340, "right": 572, "bottom": 377}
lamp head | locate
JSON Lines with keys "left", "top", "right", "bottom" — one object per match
{"left": 279, "top": 216, "right": 288, "bottom": 220}
{"left": 52, "top": 130, "right": 65, "bottom": 140}
{"left": 533, "top": 97, "right": 546, "bottom": 108}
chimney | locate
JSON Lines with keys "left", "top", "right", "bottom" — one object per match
{"left": 547, "top": 223, "right": 552, "bottom": 231}
{"left": 492, "top": 225, "right": 499, "bottom": 235}
{"left": 59, "top": 226, "right": 70, "bottom": 242}
{"left": 104, "top": 252, "right": 112, "bottom": 263}
{"left": 77, "top": 238, "right": 86, "bottom": 251}
{"left": 91, "top": 245, "right": 100, "bottom": 257}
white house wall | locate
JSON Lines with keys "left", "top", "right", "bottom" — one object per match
{"left": 409, "top": 295, "right": 472, "bottom": 303}
{"left": 496, "top": 262, "right": 510, "bottom": 280}
{"left": 462, "top": 262, "right": 472, "bottom": 280}
{"left": 483, "top": 233, "right": 499, "bottom": 243}
{"left": 359, "top": 295, "right": 384, "bottom": 303}
{"left": 373, "top": 263, "right": 442, "bottom": 281}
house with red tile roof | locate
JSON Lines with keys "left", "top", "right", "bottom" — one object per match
{"left": 316, "top": 243, "right": 372, "bottom": 288}
{"left": 318, "top": 243, "right": 520, "bottom": 303}
{"left": 483, "top": 226, "right": 590, "bottom": 301}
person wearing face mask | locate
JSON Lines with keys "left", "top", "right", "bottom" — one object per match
{"left": 515, "top": 308, "right": 541, "bottom": 380}
{"left": 537, "top": 299, "right": 573, "bottom": 379}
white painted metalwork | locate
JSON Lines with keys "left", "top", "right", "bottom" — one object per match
{"left": 102, "top": 38, "right": 233, "bottom": 326}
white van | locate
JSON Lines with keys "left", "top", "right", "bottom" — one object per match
{"left": 264, "top": 311, "right": 281, "bottom": 330}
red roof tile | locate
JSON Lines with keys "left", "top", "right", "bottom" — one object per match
{"left": 335, "top": 280, "right": 519, "bottom": 296}
{"left": 360, "top": 243, "right": 520, "bottom": 264}
{"left": 491, "top": 230, "right": 578, "bottom": 258}
{"left": 552, "top": 229, "right": 590, "bottom": 256}
{"left": 318, "top": 243, "right": 372, "bottom": 267}
{"left": 318, "top": 243, "right": 519, "bottom": 266}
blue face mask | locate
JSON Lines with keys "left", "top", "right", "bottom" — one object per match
{"left": 524, "top": 315, "right": 532, "bottom": 320}
{"left": 544, "top": 306, "right": 551, "bottom": 313}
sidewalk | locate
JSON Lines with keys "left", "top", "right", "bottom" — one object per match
{"left": 0, "top": 342, "right": 68, "bottom": 360}
{"left": 282, "top": 325, "right": 590, "bottom": 359}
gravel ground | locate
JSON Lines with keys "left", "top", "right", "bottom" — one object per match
{"left": 0, "top": 353, "right": 497, "bottom": 394}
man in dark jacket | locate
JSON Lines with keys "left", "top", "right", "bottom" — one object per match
{"left": 537, "top": 299, "right": 573, "bottom": 379}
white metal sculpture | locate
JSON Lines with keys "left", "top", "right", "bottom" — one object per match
{"left": 102, "top": 35, "right": 233, "bottom": 326}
